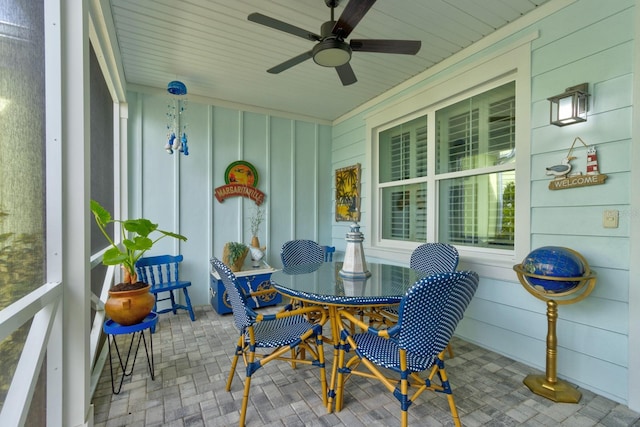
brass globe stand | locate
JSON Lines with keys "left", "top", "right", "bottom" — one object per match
{"left": 513, "top": 249, "right": 596, "bottom": 403}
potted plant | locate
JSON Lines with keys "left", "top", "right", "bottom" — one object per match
{"left": 91, "top": 199, "right": 187, "bottom": 325}
{"left": 223, "top": 241, "right": 249, "bottom": 272}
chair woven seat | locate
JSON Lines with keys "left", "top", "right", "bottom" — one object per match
{"left": 251, "top": 315, "right": 319, "bottom": 347}
{"left": 352, "top": 333, "right": 437, "bottom": 372}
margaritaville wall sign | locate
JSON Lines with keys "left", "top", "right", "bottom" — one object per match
{"left": 215, "top": 160, "right": 265, "bottom": 205}
{"left": 546, "top": 137, "right": 607, "bottom": 190}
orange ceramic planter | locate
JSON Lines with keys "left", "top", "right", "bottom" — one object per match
{"left": 105, "top": 284, "right": 155, "bottom": 326}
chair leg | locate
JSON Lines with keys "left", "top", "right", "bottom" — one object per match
{"left": 334, "top": 341, "right": 349, "bottom": 412}
{"left": 401, "top": 409, "right": 409, "bottom": 427}
{"left": 290, "top": 348, "right": 297, "bottom": 369}
{"left": 239, "top": 349, "right": 257, "bottom": 427}
{"left": 240, "top": 376, "right": 252, "bottom": 427}
{"left": 226, "top": 336, "right": 243, "bottom": 392}
{"left": 446, "top": 394, "right": 462, "bottom": 427}
{"left": 182, "top": 287, "right": 196, "bottom": 321}
{"left": 169, "top": 290, "right": 177, "bottom": 314}
{"left": 316, "top": 332, "right": 328, "bottom": 407}
{"left": 437, "top": 364, "right": 461, "bottom": 427}
{"left": 398, "top": 368, "right": 410, "bottom": 427}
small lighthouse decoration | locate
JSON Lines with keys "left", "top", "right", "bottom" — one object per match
{"left": 340, "top": 223, "right": 371, "bottom": 279}
{"left": 586, "top": 146, "right": 599, "bottom": 175}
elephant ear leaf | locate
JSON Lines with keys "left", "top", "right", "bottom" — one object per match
{"left": 123, "top": 236, "right": 153, "bottom": 251}
{"left": 102, "top": 247, "right": 128, "bottom": 265}
{"left": 90, "top": 200, "right": 111, "bottom": 226}
{"left": 124, "top": 218, "right": 158, "bottom": 237}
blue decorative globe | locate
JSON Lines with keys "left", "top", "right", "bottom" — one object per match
{"left": 522, "top": 246, "right": 585, "bottom": 293}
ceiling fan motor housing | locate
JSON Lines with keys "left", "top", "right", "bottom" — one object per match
{"left": 312, "top": 38, "right": 352, "bottom": 67}
{"left": 312, "top": 19, "right": 351, "bottom": 67}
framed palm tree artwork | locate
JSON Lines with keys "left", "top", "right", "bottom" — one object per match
{"left": 335, "top": 163, "right": 361, "bottom": 222}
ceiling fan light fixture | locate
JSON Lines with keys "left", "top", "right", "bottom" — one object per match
{"left": 248, "top": 0, "right": 420, "bottom": 85}
{"left": 312, "top": 39, "right": 351, "bottom": 67}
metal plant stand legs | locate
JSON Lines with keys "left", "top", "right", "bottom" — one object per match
{"left": 103, "top": 313, "right": 158, "bottom": 394}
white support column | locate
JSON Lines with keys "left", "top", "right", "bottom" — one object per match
{"left": 61, "top": 0, "right": 92, "bottom": 426}
{"left": 45, "top": 0, "right": 63, "bottom": 425}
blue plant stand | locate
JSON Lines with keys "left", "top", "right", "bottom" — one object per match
{"left": 103, "top": 312, "right": 158, "bottom": 394}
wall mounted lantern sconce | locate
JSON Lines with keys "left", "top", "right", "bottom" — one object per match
{"left": 165, "top": 80, "right": 189, "bottom": 155}
{"left": 548, "top": 83, "right": 589, "bottom": 127}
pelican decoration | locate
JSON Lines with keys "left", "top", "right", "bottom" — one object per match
{"left": 546, "top": 156, "right": 576, "bottom": 178}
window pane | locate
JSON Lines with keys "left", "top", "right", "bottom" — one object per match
{"left": 436, "top": 82, "right": 515, "bottom": 173}
{"left": 438, "top": 171, "right": 515, "bottom": 249}
{"left": 381, "top": 183, "right": 427, "bottom": 241}
{"left": 379, "top": 115, "right": 427, "bottom": 183}
{"left": 0, "top": 0, "right": 46, "bottom": 418}
{"left": 90, "top": 44, "right": 115, "bottom": 254}
{"left": 0, "top": 0, "right": 46, "bottom": 306}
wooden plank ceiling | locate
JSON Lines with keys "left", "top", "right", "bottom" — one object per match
{"left": 107, "top": 0, "right": 550, "bottom": 121}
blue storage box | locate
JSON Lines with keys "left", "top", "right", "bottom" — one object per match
{"left": 210, "top": 262, "right": 281, "bottom": 314}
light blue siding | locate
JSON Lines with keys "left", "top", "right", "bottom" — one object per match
{"left": 329, "top": 0, "right": 636, "bottom": 405}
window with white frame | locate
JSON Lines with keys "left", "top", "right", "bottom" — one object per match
{"left": 379, "top": 115, "right": 427, "bottom": 241}
{"left": 376, "top": 81, "right": 516, "bottom": 252}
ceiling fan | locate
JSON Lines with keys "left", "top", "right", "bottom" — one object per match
{"left": 248, "top": 0, "right": 421, "bottom": 86}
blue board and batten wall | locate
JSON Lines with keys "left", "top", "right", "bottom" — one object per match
{"left": 126, "top": 92, "right": 334, "bottom": 309}
{"left": 126, "top": 0, "right": 639, "bottom": 409}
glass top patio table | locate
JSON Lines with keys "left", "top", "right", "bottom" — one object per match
{"left": 271, "top": 261, "right": 426, "bottom": 307}
{"left": 271, "top": 261, "right": 427, "bottom": 413}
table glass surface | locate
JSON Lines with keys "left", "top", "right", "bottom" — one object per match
{"left": 270, "top": 262, "right": 427, "bottom": 306}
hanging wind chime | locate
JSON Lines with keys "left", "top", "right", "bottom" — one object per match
{"left": 165, "top": 80, "right": 189, "bottom": 155}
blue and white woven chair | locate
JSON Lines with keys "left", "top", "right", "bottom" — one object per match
{"left": 335, "top": 271, "right": 479, "bottom": 427}
{"left": 280, "top": 240, "right": 327, "bottom": 316}
{"left": 377, "top": 243, "right": 460, "bottom": 354}
{"left": 210, "top": 257, "right": 328, "bottom": 427}
{"left": 410, "top": 243, "right": 459, "bottom": 274}
{"left": 280, "top": 239, "right": 325, "bottom": 267}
